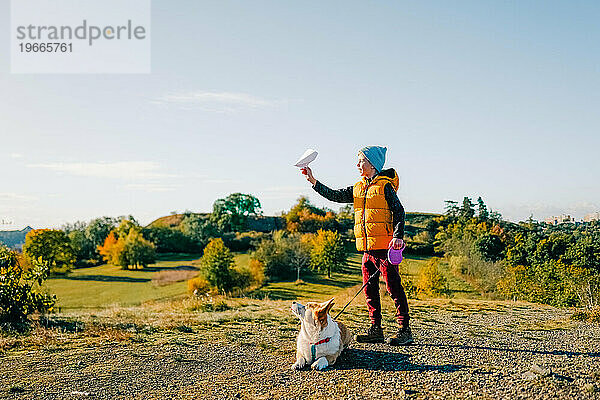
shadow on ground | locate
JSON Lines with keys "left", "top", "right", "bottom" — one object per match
{"left": 418, "top": 343, "right": 600, "bottom": 358}
{"left": 62, "top": 275, "right": 151, "bottom": 283}
{"left": 334, "top": 348, "right": 464, "bottom": 372}
{"left": 155, "top": 253, "right": 202, "bottom": 261}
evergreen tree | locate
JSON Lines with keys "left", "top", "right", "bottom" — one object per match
{"left": 459, "top": 197, "right": 475, "bottom": 220}
{"left": 477, "top": 196, "right": 489, "bottom": 220}
{"left": 444, "top": 200, "right": 459, "bottom": 218}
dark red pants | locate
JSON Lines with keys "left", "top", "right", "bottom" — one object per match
{"left": 362, "top": 249, "right": 410, "bottom": 328}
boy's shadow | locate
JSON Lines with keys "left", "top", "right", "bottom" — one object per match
{"left": 334, "top": 348, "right": 463, "bottom": 372}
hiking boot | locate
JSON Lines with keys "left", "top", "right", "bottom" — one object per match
{"left": 354, "top": 324, "right": 384, "bottom": 343}
{"left": 386, "top": 326, "right": 413, "bottom": 346}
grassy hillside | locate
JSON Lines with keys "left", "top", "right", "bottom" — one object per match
{"left": 148, "top": 213, "right": 209, "bottom": 228}
{"left": 42, "top": 247, "right": 478, "bottom": 310}
{"left": 0, "top": 226, "right": 32, "bottom": 249}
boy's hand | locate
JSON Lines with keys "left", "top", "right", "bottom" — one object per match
{"left": 389, "top": 238, "right": 405, "bottom": 250}
{"left": 301, "top": 167, "right": 317, "bottom": 185}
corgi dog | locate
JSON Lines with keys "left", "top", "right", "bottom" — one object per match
{"left": 290, "top": 298, "right": 352, "bottom": 371}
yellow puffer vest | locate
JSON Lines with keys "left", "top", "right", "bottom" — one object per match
{"left": 353, "top": 169, "right": 399, "bottom": 251}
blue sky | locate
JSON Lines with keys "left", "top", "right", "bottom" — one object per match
{"left": 1, "top": 0, "right": 599, "bottom": 230}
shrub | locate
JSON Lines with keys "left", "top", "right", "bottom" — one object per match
{"left": 417, "top": 258, "right": 447, "bottom": 296}
{"left": 310, "top": 230, "right": 347, "bottom": 278}
{"left": 188, "top": 277, "right": 212, "bottom": 295}
{"left": 246, "top": 259, "right": 266, "bottom": 286}
{"left": 231, "top": 268, "right": 252, "bottom": 292}
{"left": 449, "top": 255, "right": 470, "bottom": 275}
{"left": 498, "top": 261, "right": 596, "bottom": 307}
{"left": 0, "top": 246, "right": 55, "bottom": 324}
{"left": 571, "top": 306, "right": 600, "bottom": 323}
{"left": 442, "top": 235, "right": 503, "bottom": 293}
{"left": 401, "top": 276, "right": 418, "bottom": 299}
{"left": 497, "top": 264, "right": 532, "bottom": 301}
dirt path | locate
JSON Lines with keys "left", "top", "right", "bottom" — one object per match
{"left": 2, "top": 298, "right": 599, "bottom": 399}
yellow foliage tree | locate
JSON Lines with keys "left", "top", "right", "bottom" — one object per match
{"left": 23, "top": 229, "right": 75, "bottom": 274}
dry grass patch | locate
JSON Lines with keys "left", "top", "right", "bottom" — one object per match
{"left": 152, "top": 268, "right": 199, "bottom": 286}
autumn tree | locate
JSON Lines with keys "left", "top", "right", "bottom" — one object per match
{"left": 23, "top": 229, "right": 76, "bottom": 274}
{"left": 97, "top": 228, "right": 155, "bottom": 269}
{"left": 121, "top": 230, "right": 156, "bottom": 269}
{"left": 310, "top": 230, "right": 347, "bottom": 278}
{"left": 284, "top": 196, "right": 338, "bottom": 233}
{"left": 97, "top": 231, "right": 123, "bottom": 266}
{"left": 114, "top": 217, "right": 142, "bottom": 238}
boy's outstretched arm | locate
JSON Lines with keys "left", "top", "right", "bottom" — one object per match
{"left": 312, "top": 181, "right": 354, "bottom": 203}
{"left": 301, "top": 166, "right": 353, "bottom": 203}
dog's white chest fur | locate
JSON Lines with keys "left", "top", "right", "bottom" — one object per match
{"left": 296, "top": 316, "right": 341, "bottom": 362}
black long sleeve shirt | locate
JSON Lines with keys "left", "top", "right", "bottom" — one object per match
{"left": 312, "top": 180, "right": 405, "bottom": 239}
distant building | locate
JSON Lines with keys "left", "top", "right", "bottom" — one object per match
{"left": 544, "top": 215, "right": 573, "bottom": 225}
{"left": 584, "top": 212, "right": 600, "bottom": 223}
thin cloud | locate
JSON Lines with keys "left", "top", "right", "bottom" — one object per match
{"left": 151, "top": 90, "right": 282, "bottom": 112}
{"left": 124, "top": 183, "right": 180, "bottom": 192}
{"left": 0, "top": 192, "right": 37, "bottom": 202}
{"left": 202, "top": 179, "right": 241, "bottom": 184}
{"left": 10, "top": 153, "right": 24, "bottom": 159}
{"left": 27, "top": 161, "right": 177, "bottom": 180}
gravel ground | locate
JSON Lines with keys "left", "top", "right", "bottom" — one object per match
{"left": 1, "top": 299, "right": 600, "bottom": 400}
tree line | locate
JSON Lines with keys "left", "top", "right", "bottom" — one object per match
{"left": 3, "top": 191, "right": 599, "bottom": 325}
{"left": 434, "top": 196, "right": 600, "bottom": 309}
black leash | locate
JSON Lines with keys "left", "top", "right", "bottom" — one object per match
{"left": 333, "top": 267, "right": 383, "bottom": 320}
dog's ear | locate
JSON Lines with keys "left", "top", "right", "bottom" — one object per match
{"left": 321, "top": 298, "right": 335, "bottom": 313}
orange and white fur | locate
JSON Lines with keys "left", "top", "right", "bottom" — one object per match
{"left": 290, "top": 298, "right": 352, "bottom": 371}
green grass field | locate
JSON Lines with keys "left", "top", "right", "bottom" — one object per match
{"left": 43, "top": 252, "right": 281, "bottom": 309}
{"left": 42, "top": 251, "right": 478, "bottom": 310}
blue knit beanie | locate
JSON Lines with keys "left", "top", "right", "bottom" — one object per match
{"left": 359, "top": 146, "right": 387, "bottom": 172}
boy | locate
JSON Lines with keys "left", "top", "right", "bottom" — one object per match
{"left": 301, "top": 145, "right": 413, "bottom": 345}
